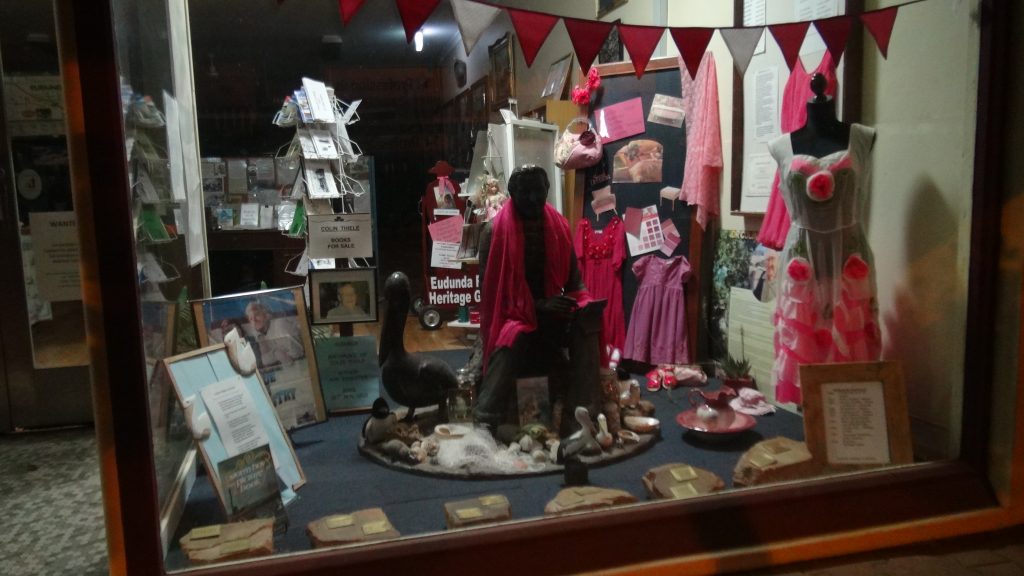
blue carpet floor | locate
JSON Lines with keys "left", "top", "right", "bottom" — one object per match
{"left": 166, "top": 349, "right": 804, "bottom": 568}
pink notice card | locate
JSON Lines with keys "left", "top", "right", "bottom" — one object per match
{"left": 428, "top": 215, "right": 464, "bottom": 244}
{"left": 594, "top": 97, "right": 646, "bottom": 144}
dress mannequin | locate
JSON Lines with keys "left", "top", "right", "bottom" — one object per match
{"left": 789, "top": 73, "right": 852, "bottom": 158}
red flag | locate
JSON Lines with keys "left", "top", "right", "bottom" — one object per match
{"left": 507, "top": 8, "right": 560, "bottom": 67}
{"left": 338, "top": 0, "right": 364, "bottom": 25}
{"left": 813, "top": 16, "right": 852, "bottom": 65}
{"left": 564, "top": 17, "right": 615, "bottom": 73}
{"left": 395, "top": 0, "right": 440, "bottom": 43}
{"left": 670, "top": 28, "right": 715, "bottom": 80}
{"left": 861, "top": 6, "right": 899, "bottom": 59}
{"left": 769, "top": 21, "right": 811, "bottom": 71}
{"left": 618, "top": 25, "right": 664, "bottom": 78}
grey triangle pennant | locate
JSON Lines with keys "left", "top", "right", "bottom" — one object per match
{"left": 451, "top": 0, "right": 501, "bottom": 56}
{"left": 720, "top": 27, "right": 764, "bottom": 76}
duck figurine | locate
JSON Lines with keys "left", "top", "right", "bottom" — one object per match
{"left": 378, "top": 271, "right": 458, "bottom": 422}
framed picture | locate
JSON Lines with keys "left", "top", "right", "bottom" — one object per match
{"left": 160, "top": 344, "right": 306, "bottom": 517}
{"left": 487, "top": 33, "right": 516, "bottom": 112}
{"left": 310, "top": 268, "right": 378, "bottom": 325}
{"left": 597, "top": 0, "right": 628, "bottom": 19}
{"left": 598, "top": 25, "right": 624, "bottom": 64}
{"left": 541, "top": 54, "right": 573, "bottom": 100}
{"left": 800, "top": 361, "right": 914, "bottom": 469}
{"left": 192, "top": 286, "right": 326, "bottom": 430}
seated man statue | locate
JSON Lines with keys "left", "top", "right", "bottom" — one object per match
{"left": 474, "top": 165, "right": 605, "bottom": 434}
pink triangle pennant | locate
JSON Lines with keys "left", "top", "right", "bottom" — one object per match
{"left": 769, "top": 21, "right": 811, "bottom": 71}
{"left": 395, "top": 0, "right": 440, "bottom": 43}
{"left": 861, "top": 6, "right": 899, "bottom": 59}
{"left": 337, "top": 0, "right": 365, "bottom": 26}
{"left": 507, "top": 8, "right": 560, "bottom": 67}
{"left": 564, "top": 17, "right": 615, "bottom": 73}
{"left": 813, "top": 16, "right": 852, "bottom": 65}
{"left": 670, "top": 28, "right": 715, "bottom": 80}
{"left": 618, "top": 24, "right": 665, "bottom": 78}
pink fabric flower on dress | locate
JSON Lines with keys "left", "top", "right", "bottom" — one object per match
{"left": 806, "top": 171, "right": 834, "bottom": 201}
{"left": 814, "top": 328, "right": 833, "bottom": 352}
{"left": 843, "top": 254, "right": 870, "bottom": 280}
{"left": 786, "top": 257, "right": 812, "bottom": 282}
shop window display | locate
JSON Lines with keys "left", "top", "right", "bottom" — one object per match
{"left": 78, "top": 0, "right": 1004, "bottom": 572}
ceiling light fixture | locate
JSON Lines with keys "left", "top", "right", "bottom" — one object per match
{"left": 414, "top": 30, "right": 424, "bottom": 52}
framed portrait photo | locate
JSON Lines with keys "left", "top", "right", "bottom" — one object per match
{"left": 540, "top": 53, "right": 573, "bottom": 100}
{"left": 487, "top": 33, "right": 516, "bottom": 112}
{"left": 310, "top": 267, "right": 378, "bottom": 325}
{"left": 191, "top": 286, "right": 326, "bottom": 430}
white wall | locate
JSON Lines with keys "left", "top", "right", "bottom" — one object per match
{"left": 861, "top": 0, "right": 979, "bottom": 458}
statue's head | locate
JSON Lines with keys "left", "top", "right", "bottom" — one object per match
{"left": 508, "top": 165, "right": 549, "bottom": 220}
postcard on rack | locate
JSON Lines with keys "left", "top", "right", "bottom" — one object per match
{"left": 302, "top": 77, "right": 335, "bottom": 123}
{"left": 303, "top": 159, "right": 339, "bottom": 199}
{"left": 309, "top": 129, "right": 339, "bottom": 160}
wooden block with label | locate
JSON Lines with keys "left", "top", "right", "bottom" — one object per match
{"left": 443, "top": 494, "right": 512, "bottom": 529}
{"left": 178, "top": 519, "right": 274, "bottom": 565}
{"left": 543, "top": 486, "right": 637, "bottom": 516}
{"left": 306, "top": 508, "right": 401, "bottom": 548}
{"left": 733, "top": 436, "right": 821, "bottom": 487}
{"left": 642, "top": 463, "right": 725, "bottom": 500}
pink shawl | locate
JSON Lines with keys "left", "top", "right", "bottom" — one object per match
{"left": 481, "top": 202, "right": 589, "bottom": 368}
{"left": 679, "top": 51, "right": 723, "bottom": 231}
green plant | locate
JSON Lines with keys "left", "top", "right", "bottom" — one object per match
{"left": 719, "top": 353, "right": 752, "bottom": 380}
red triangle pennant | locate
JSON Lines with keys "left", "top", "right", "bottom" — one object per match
{"left": 395, "top": 0, "right": 440, "bottom": 43}
{"left": 338, "top": 0, "right": 365, "bottom": 26}
{"left": 813, "top": 16, "right": 852, "bottom": 65}
{"left": 507, "top": 8, "right": 560, "bottom": 67}
{"left": 670, "top": 28, "right": 715, "bottom": 80}
{"left": 618, "top": 25, "right": 664, "bottom": 78}
{"left": 861, "top": 6, "right": 899, "bottom": 59}
{"left": 564, "top": 17, "right": 615, "bottom": 73}
{"left": 769, "top": 21, "right": 811, "bottom": 71}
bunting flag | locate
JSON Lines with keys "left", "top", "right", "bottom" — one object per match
{"left": 507, "top": 8, "right": 560, "bottom": 67}
{"left": 670, "top": 28, "right": 716, "bottom": 80}
{"left": 337, "top": 0, "right": 365, "bottom": 26}
{"left": 450, "top": 0, "right": 501, "bottom": 56}
{"left": 813, "top": 16, "right": 852, "bottom": 65}
{"left": 770, "top": 21, "right": 811, "bottom": 71}
{"left": 720, "top": 27, "right": 764, "bottom": 76}
{"left": 862, "top": 6, "right": 900, "bottom": 59}
{"left": 618, "top": 24, "right": 665, "bottom": 78}
{"left": 395, "top": 0, "right": 440, "bottom": 43}
{"left": 563, "top": 17, "right": 615, "bottom": 73}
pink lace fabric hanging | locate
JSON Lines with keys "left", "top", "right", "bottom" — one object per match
{"left": 678, "top": 51, "right": 722, "bottom": 231}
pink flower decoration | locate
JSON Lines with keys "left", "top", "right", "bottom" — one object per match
{"left": 806, "top": 171, "right": 834, "bottom": 201}
{"left": 843, "top": 254, "right": 870, "bottom": 280}
{"left": 586, "top": 67, "right": 602, "bottom": 90}
{"left": 570, "top": 86, "right": 591, "bottom": 106}
{"left": 786, "top": 257, "right": 812, "bottom": 283}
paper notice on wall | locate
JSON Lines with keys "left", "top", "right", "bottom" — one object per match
{"left": 743, "top": 0, "right": 767, "bottom": 55}
{"left": 428, "top": 215, "right": 464, "bottom": 244}
{"left": 162, "top": 92, "right": 186, "bottom": 202}
{"left": 307, "top": 213, "right": 373, "bottom": 259}
{"left": 594, "top": 97, "right": 646, "bottom": 143}
{"left": 753, "top": 67, "right": 779, "bottom": 143}
{"left": 742, "top": 153, "right": 776, "bottom": 215}
{"left": 796, "top": 0, "right": 838, "bottom": 58}
{"left": 431, "top": 241, "right": 462, "bottom": 270}
{"left": 821, "top": 380, "right": 891, "bottom": 465}
{"left": 28, "top": 211, "right": 82, "bottom": 302}
{"left": 200, "top": 376, "right": 271, "bottom": 458}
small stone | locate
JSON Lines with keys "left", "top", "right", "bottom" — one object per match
{"left": 508, "top": 441, "right": 521, "bottom": 453}
{"left": 307, "top": 508, "right": 400, "bottom": 548}
{"left": 544, "top": 486, "right": 637, "bottom": 515}
{"left": 531, "top": 449, "right": 547, "bottom": 462}
{"left": 623, "top": 416, "right": 660, "bottom": 434}
{"left": 519, "top": 435, "right": 534, "bottom": 452}
{"left": 642, "top": 463, "right": 725, "bottom": 500}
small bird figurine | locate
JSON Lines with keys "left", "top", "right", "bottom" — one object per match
{"left": 558, "top": 406, "right": 602, "bottom": 462}
{"left": 362, "top": 397, "right": 397, "bottom": 445}
{"left": 378, "top": 271, "right": 458, "bottom": 422}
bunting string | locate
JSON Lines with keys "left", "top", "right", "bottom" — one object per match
{"left": 339, "top": 0, "right": 931, "bottom": 78}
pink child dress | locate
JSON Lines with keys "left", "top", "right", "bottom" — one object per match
{"left": 575, "top": 217, "right": 627, "bottom": 353}
{"left": 768, "top": 124, "right": 882, "bottom": 404}
{"left": 624, "top": 255, "right": 691, "bottom": 365}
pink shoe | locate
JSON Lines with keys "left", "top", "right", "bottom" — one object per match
{"left": 645, "top": 369, "right": 662, "bottom": 392}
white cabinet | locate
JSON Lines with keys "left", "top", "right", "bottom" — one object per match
{"left": 488, "top": 119, "right": 563, "bottom": 214}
